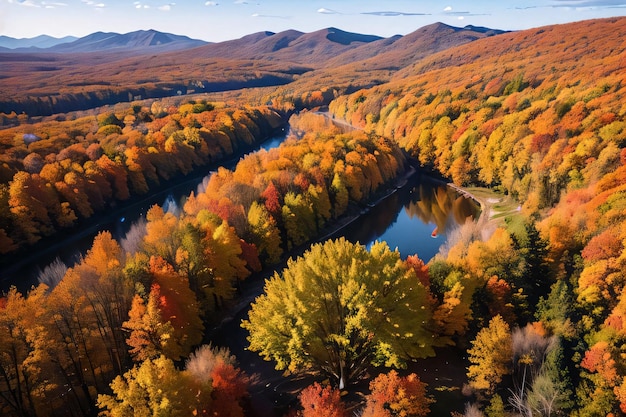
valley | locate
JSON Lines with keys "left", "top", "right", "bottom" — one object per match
{"left": 2, "top": 14, "right": 626, "bottom": 417}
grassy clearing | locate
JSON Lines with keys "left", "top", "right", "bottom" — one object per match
{"left": 463, "top": 187, "right": 523, "bottom": 227}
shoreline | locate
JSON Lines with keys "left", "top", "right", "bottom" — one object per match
{"left": 0, "top": 126, "right": 289, "bottom": 293}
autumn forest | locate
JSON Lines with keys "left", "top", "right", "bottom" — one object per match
{"left": 1, "top": 16, "right": 626, "bottom": 417}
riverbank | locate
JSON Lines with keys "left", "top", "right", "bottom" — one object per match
{"left": 0, "top": 125, "right": 288, "bottom": 293}
{"left": 447, "top": 183, "right": 523, "bottom": 227}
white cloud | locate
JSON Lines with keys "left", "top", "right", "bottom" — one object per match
{"left": 251, "top": 12, "right": 290, "bottom": 19}
{"left": 15, "top": 0, "right": 41, "bottom": 7}
{"left": 317, "top": 7, "right": 339, "bottom": 14}
{"left": 81, "top": 0, "right": 105, "bottom": 7}
{"left": 41, "top": 1, "right": 68, "bottom": 7}
{"left": 361, "top": 11, "right": 430, "bottom": 17}
{"left": 444, "top": 6, "right": 453, "bottom": 11}
{"left": 158, "top": 4, "right": 173, "bottom": 11}
{"left": 205, "top": 1, "right": 219, "bottom": 5}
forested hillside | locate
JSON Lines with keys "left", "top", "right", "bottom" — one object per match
{"left": 2, "top": 16, "right": 626, "bottom": 417}
{"left": 0, "top": 101, "right": 283, "bottom": 255}
{"left": 330, "top": 17, "right": 626, "bottom": 212}
{"left": 0, "top": 23, "right": 496, "bottom": 117}
{"left": 329, "top": 16, "right": 626, "bottom": 414}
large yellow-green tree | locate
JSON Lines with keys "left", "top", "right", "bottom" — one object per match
{"left": 242, "top": 238, "right": 433, "bottom": 389}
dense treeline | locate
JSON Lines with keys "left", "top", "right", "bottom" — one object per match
{"left": 0, "top": 100, "right": 283, "bottom": 255}
{"left": 0, "top": 49, "right": 309, "bottom": 116}
{"left": 327, "top": 17, "right": 626, "bottom": 415}
{"left": 330, "top": 17, "right": 626, "bottom": 212}
{"left": 0, "top": 75, "right": 296, "bottom": 117}
{"left": 0, "top": 112, "right": 411, "bottom": 416}
{"left": 3, "top": 16, "right": 626, "bottom": 416}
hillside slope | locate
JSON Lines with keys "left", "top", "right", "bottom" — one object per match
{"left": 164, "top": 27, "right": 383, "bottom": 66}
{"left": 260, "top": 22, "right": 507, "bottom": 109}
{"left": 331, "top": 17, "right": 626, "bottom": 205}
{"left": 330, "top": 16, "right": 626, "bottom": 414}
{"left": 0, "top": 23, "right": 499, "bottom": 116}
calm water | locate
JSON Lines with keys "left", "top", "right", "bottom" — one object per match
{"left": 0, "top": 130, "right": 289, "bottom": 293}
{"left": 0, "top": 124, "right": 478, "bottom": 292}
{"left": 338, "top": 172, "right": 480, "bottom": 261}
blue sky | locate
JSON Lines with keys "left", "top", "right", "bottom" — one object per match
{"left": 2, "top": 0, "right": 626, "bottom": 41}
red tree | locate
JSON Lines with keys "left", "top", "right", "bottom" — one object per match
{"left": 299, "top": 383, "right": 347, "bottom": 417}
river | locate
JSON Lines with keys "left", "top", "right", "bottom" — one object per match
{"left": 0, "top": 127, "right": 289, "bottom": 293}
{"left": 1, "top": 123, "right": 479, "bottom": 415}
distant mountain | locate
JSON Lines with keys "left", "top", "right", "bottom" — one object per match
{"left": 48, "top": 29, "right": 207, "bottom": 53}
{"left": 0, "top": 34, "right": 78, "bottom": 49}
{"left": 0, "top": 23, "right": 504, "bottom": 115}
{"left": 184, "top": 27, "right": 383, "bottom": 65}
{"left": 326, "top": 23, "right": 507, "bottom": 69}
{"left": 0, "top": 30, "right": 206, "bottom": 54}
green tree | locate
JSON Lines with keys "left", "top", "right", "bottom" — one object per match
{"left": 242, "top": 238, "right": 433, "bottom": 389}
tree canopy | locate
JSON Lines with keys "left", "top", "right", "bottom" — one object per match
{"left": 242, "top": 237, "right": 433, "bottom": 388}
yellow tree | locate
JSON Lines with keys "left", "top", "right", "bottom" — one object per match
{"left": 0, "top": 288, "right": 42, "bottom": 416}
{"left": 243, "top": 238, "right": 434, "bottom": 389}
{"left": 247, "top": 201, "right": 283, "bottom": 264}
{"left": 143, "top": 205, "right": 180, "bottom": 265}
{"left": 70, "top": 232, "right": 133, "bottom": 375}
{"left": 467, "top": 315, "right": 512, "bottom": 394}
{"left": 97, "top": 355, "right": 195, "bottom": 417}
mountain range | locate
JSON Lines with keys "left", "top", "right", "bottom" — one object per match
{"left": 0, "top": 34, "right": 78, "bottom": 49}
{"left": 0, "top": 23, "right": 505, "bottom": 116}
{"left": 0, "top": 30, "right": 207, "bottom": 53}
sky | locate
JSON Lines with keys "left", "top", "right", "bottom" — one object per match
{"left": 2, "top": 0, "right": 626, "bottom": 42}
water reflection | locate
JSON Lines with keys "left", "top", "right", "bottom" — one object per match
{"left": 0, "top": 131, "right": 289, "bottom": 293}
{"left": 338, "top": 173, "right": 480, "bottom": 261}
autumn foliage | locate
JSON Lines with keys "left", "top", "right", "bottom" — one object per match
{"left": 3, "top": 15, "right": 626, "bottom": 417}
{"left": 0, "top": 101, "right": 283, "bottom": 255}
{"left": 362, "top": 370, "right": 431, "bottom": 417}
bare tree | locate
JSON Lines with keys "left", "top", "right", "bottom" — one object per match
{"left": 36, "top": 257, "right": 68, "bottom": 288}
{"left": 509, "top": 324, "right": 563, "bottom": 417}
{"left": 463, "top": 403, "right": 485, "bottom": 417}
{"left": 119, "top": 216, "right": 147, "bottom": 255}
{"left": 185, "top": 344, "right": 237, "bottom": 382}
{"left": 438, "top": 209, "right": 494, "bottom": 258}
